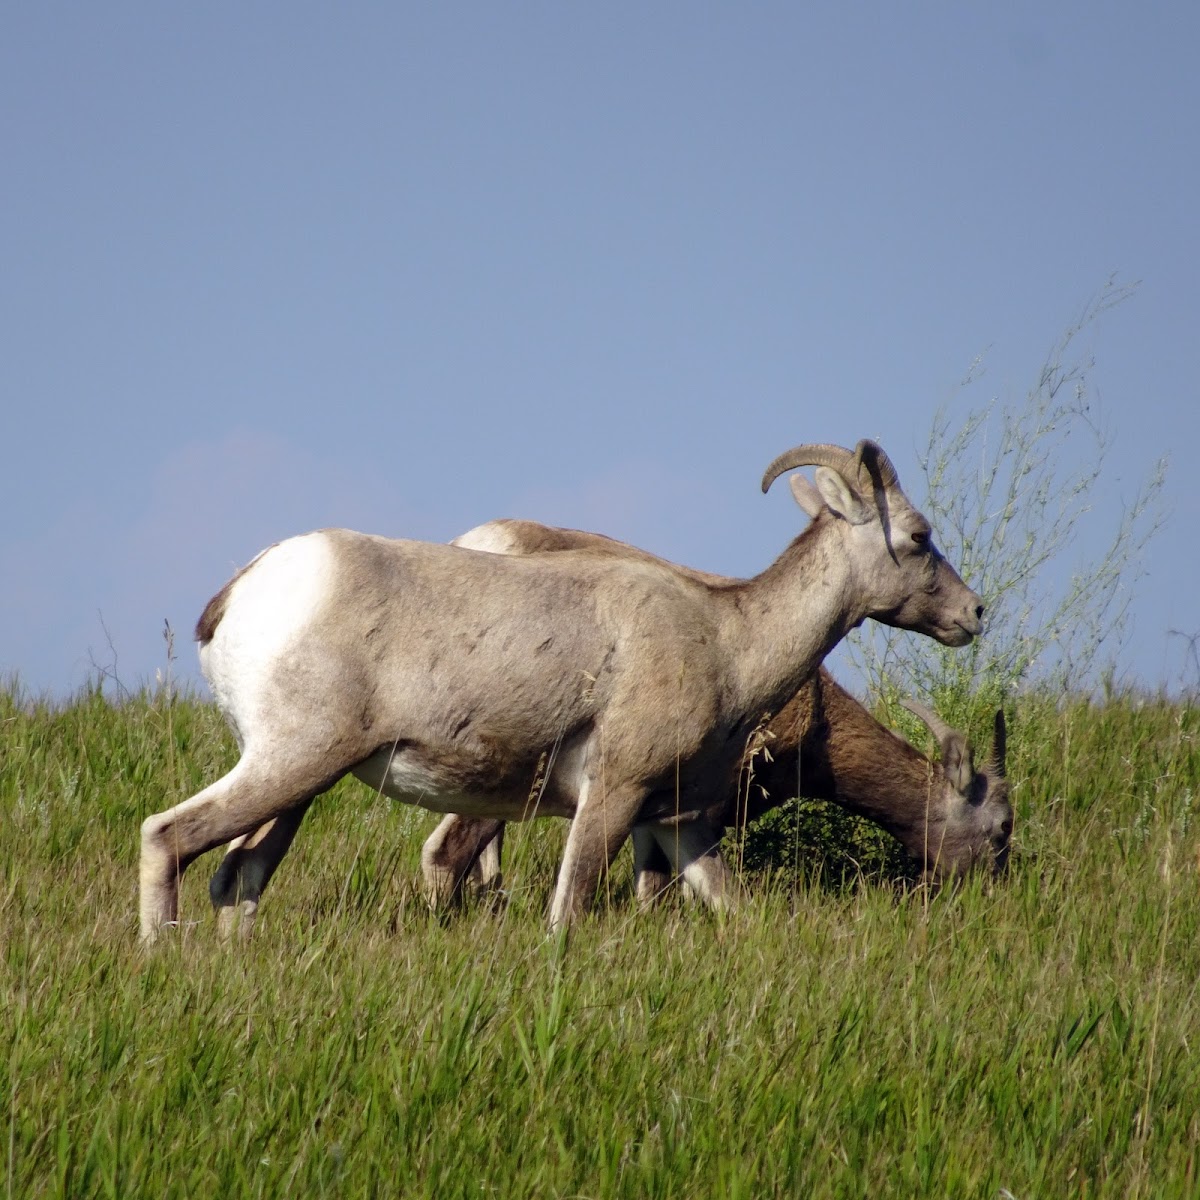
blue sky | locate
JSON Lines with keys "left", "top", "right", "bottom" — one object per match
{"left": 2, "top": 4, "right": 1196, "bottom": 696}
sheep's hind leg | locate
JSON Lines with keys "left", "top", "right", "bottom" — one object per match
{"left": 647, "top": 820, "right": 735, "bottom": 913}
{"left": 421, "top": 814, "right": 505, "bottom": 908}
{"left": 139, "top": 754, "right": 347, "bottom": 944}
{"left": 475, "top": 823, "right": 505, "bottom": 896}
{"left": 208, "top": 803, "right": 313, "bottom": 939}
{"left": 633, "top": 826, "right": 673, "bottom": 908}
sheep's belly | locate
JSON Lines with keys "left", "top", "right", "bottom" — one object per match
{"left": 351, "top": 747, "right": 577, "bottom": 821}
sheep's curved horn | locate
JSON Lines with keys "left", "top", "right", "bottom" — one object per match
{"left": 760, "top": 443, "right": 856, "bottom": 494}
{"left": 899, "top": 697, "right": 956, "bottom": 744}
{"left": 990, "top": 709, "right": 1008, "bottom": 778}
{"left": 902, "top": 698, "right": 974, "bottom": 792}
{"left": 853, "top": 439, "right": 900, "bottom": 491}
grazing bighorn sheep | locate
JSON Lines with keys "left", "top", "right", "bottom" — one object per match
{"left": 421, "top": 519, "right": 1011, "bottom": 906}
{"left": 141, "top": 440, "right": 982, "bottom": 942}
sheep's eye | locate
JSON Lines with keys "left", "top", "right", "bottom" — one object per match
{"left": 911, "top": 530, "right": 930, "bottom": 547}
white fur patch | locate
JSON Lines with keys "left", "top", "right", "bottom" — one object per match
{"left": 450, "top": 523, "right": 516, "bottom": 554}
{"left": 351, "top": 748, "right": 475, "bottom": 814}
{"left": 199, "top": 532, "right": 336, "bottom": 739}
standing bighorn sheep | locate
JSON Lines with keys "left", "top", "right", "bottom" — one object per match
{"left": 141, "top": 440, "right": 982, "bottom": 941}
{"left": 422, "top": 520, "right": 1012, "bottom": 906}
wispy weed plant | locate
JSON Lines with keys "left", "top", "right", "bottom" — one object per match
{"left": 848, "top": 278, "right": 1167, "bottom": 727}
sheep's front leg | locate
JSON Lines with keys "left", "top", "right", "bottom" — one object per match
{"left": 549, "top": 780, "right": 643, "bottom": 932}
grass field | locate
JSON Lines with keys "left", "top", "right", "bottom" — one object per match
{"left": 2, "top": 682, "right": 1198, "bottom": 1198}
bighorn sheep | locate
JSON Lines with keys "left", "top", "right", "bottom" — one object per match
{"left": 141, "top": 440, "right": 983, "bottom": 942}
{"left": 422, "top": 520, "right": 1011, "bottom": 906}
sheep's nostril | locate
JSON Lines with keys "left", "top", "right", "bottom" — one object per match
{"left": 1001, "top": 818, "right": 1013, "bottom": 838}
{"left": 974, "top": 604, "right": 985, "bottom": 621}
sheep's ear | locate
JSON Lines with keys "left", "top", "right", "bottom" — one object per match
{"left": 940, "top": 733, "right": 974, "bottom": 794}
{"left": 789, "top": 473, "right": 825, "bottom": 518}
{"left": 813, "top": 466, "right": 871, "bottom": 525}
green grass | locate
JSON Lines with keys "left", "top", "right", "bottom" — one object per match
{"left": 2, "top": 682, "right": 1198, "bottom": 1198}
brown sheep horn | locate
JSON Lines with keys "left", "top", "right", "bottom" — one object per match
{"left": 901, "top": 697, "right": 974, "bottom": 793}
{"left": 990, "top": 709, "right": 1008, "bottom": 778}
{"left": 852, "top": 439, "right": 900, "bottom": 491}
{"left": 899, "top": 697, "right": 956, "bottom": 744}
{"left": 760, "top": 443, "right": 856, "bottom": 494}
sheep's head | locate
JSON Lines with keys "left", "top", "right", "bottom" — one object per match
{"left": 762, "top": 440, "right": 984, "bottom": 647}
{"left": 900, "top": 700, "right": 1013, "bottom": 880}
